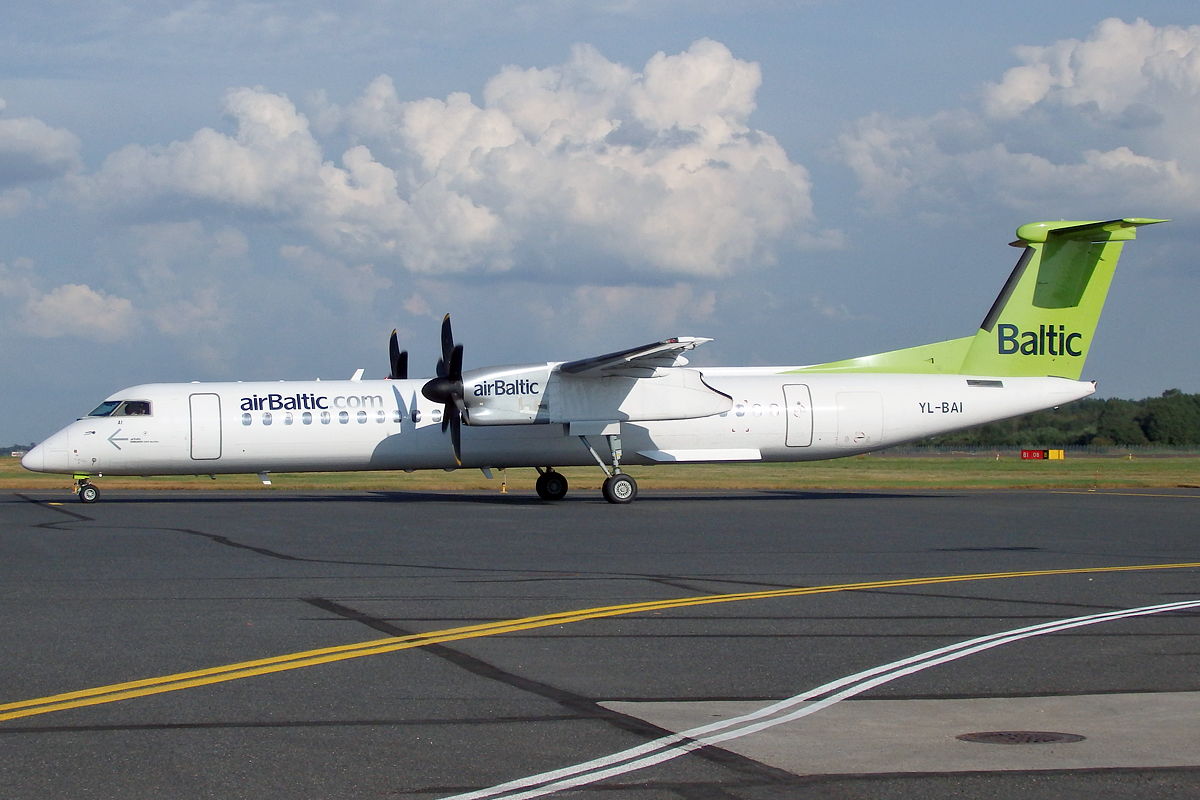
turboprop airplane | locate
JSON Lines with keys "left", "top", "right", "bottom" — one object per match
{"left": 22, "top": 217, "right": 1165, "bottom": 504}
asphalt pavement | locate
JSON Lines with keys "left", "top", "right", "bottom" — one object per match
{"left": 2, "top": 486, "right": 1199, "bottom": 799}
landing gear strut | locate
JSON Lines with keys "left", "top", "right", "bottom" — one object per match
{"left": 580, "top": 430, "right": 638, "bottom": 504}
{"left": 76, "top": 478, "right": 99, "bottom": 504}
{"left": 535, "top": 468, "right": 569, "bottom": 501}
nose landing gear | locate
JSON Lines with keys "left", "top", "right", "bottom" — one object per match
{"left": 75, "top": 477, "right": 99, "bottom": 503}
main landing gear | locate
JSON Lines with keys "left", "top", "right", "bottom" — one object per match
{"left": 75, "top": 477, "right": 99, "bottom": 504}
{"left": 534, "top": 467, "right": 637, "bottom": 504}
{"left": 583, "top": 429, "right": 638, "bottom": 504}
{"left": 536, "top": 429, "right": 639, "bottom": 504}
{"left": 601, "top": 473, "right": 637, "bottom": 504}
{"left": 537, "top": 429, "right": 638, "bottom": 503}
{"left": 535, "top": 468, "right": 569, "bottom": 501}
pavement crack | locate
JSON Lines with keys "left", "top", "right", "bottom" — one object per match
{"left": 16, "top": 493, "right": 92, "bottom": 522}
{"left": 302, "top": 596, "right": 799, "bottom": 784}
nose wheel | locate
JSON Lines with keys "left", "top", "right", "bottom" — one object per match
{"left": 76, "top": 479, "right": 99, "bottom": 504}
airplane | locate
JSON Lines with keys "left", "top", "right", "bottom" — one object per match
{"left": 22, "top": 217, "right": 1166, "bottom": 504}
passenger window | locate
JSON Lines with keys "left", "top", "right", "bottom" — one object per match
{"left": 320, "top": 411, "right": 330, "bottom": 425}
{"left": 338, "top": 411, "right": 349, "bottom": 424}
{"left": 284, "top": 412, "right": 293, "bottom": 425}
{"left": 262, "top": 412, "right": 273, "bottom": 426}
{"left": 302, "top": 412, "right": 312, "bottom": 425}
{"left": 241, "top": 413, "right": 252, "bottom": 426}
{"left": 357, "top": 410, "right": 367, "bottom": 424}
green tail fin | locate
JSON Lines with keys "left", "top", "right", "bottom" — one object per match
{"left": 786, "top": 217, "right": 1166, "bottom": 378}
{"left": 958, "top": 218, "right": 1166, "bottom": 379}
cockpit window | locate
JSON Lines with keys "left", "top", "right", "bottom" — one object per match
{"left": 89, "top": 400, "right": 152, "bottom": 417}
{"left": 88, "top": 401, "right": 121, "bottom": 417}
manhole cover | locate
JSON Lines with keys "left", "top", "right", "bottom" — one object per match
{"left": 956, "top": 731, "right": 1086, "bottom": 745}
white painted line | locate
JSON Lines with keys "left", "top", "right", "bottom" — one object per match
{"left": 442, "top": 599, "right": 1200, "bottom": 800}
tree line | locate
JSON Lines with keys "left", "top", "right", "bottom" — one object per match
{"left": 922, "top": 390, "right": 1200, "bottom": 447}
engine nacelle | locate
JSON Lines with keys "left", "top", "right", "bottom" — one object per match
{"left": 462, "top": 364, "right": 553, "bottom": 425}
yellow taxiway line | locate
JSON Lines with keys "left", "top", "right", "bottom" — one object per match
{"left": 4, "top": 561, "right": 1199, "bottom": 723}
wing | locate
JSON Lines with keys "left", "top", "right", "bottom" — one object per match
{"left": 557, "top": 337, "right": 713, "bottom": 378}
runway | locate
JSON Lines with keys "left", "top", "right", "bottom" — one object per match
{"left": 2, "top": 487, "right": 1199, "bottom": 799}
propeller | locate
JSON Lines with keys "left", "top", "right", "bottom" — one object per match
{"left": 388, "top": 329, "right": 408, "bottom": 380}
{"left": 421, "top": 314, "right": 466, "bottom": 464}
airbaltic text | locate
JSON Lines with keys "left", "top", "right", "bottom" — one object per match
{"left": 240, "top": 393, "right": 384, "bottom": 411}
{"left": 997, "top": 324, "right": 1083, "bottom": 357}
{"left": 472, "top": 379, "right": 540, "bottom": 397}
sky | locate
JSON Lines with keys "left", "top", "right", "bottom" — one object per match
{"left": 3, "top": 1, "right": 1199, "bottom": 444}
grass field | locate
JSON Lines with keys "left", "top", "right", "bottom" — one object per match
{"left": 3, "top": 454, "right": 1198, "bottom": 495}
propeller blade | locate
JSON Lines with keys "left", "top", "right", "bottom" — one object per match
{"left": 440, "top": 314, "right": 455, "bottom": 366}
{"left": 449, "top": 408, "right": 462, "bottom": 465}
{"left": 388, "top": 330, "right": 408, "bottom": 380}
{"left": 424, "top": 313, "right": 464, "bottom": 465}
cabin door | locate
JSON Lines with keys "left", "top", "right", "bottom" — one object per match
{"left": 189, "top": 393, "right": 222, "bottom": 460}
{"left": 783, "top": 384, "right": 813, "bottom": 446}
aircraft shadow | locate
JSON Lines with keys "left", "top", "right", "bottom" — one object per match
{"left": 14, "top": 488, "right": 936, "bottom": 506}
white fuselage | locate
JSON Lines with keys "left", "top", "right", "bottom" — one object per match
{"left": 23, "top": 369, "right": 1094, "bottom": 476}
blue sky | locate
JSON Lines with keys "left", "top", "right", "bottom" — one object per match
{"left": 3, "top": 1, "right": 1199, "bottom": 444}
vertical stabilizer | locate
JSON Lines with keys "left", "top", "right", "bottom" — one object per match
{"left": 957, "top": 218, "right": 1166, "bottom": 379}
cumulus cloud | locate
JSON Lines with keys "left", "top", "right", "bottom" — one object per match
{"left": 124, "top": 221, "right": 248, "bottom": 295}
{"left": 837, "top": 18, "right": 1200, "bottom": 217}
{"left": 982, "top": 18, "right": 1200, "bottom": 121}
{"left": 569, "top": 282, "right": 716, "bottom": 333}
{"left": 18, "top": 283, "right": 138, "bottom": 342}
{"left": 2, "top": 257, "right": 136, "bottom": 342}
{"left": 279, "top": 244, "right": 391, "bottom": 307}
{"left": 0, "top": 99, "right": 82, "bottom": 187}
{"left": 0, "top": 188, "right": 33, "bottom": 217}
{"left": 81, "top": 40, "right": 833, "bottom": 280}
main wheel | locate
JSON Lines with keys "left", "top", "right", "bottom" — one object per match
{"left": 79, "top": 484, "right": 99, "bottom": 504}
{"left": 535, "top": 471, "right": 569, "bottom": 501}
{"left": 602, "top": 474, "right": 637, "bottom": 504}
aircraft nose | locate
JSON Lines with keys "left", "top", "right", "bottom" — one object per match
{"left": 21, "top": 443, "right": 44, "bottom": 472}
{"left": 22, "top": 428, "right": 69, "bottom": 473}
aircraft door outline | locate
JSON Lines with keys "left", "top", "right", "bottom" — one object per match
{"left": 189, "top": 393, "right": 222, "bottom": 460}
{"left": 783, "top": 384, "right": 813, "bottom": 447}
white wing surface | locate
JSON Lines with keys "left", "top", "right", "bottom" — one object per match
{"left": 557, "top": 337, "right": 713, "bottom": 378}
